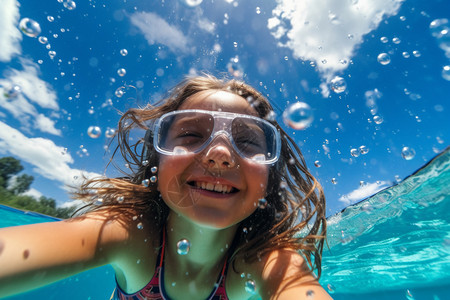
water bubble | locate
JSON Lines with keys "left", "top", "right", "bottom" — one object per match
{"left": 402, "top": 52, "right": 410, "bottom": 58}
{"left": 244, "top": 279, "right": 256, "bottom": 294}
{"left": 3, "top": 85, "right": 21, "bottom": 99}
{"left": 442, "top": 65, "right": 450, "bottom": 81}
{"left": 181, "top": 0, "right": 203, "bottom": 7}
{"left": 350, "top": 148, "right": 360, "bottom": 157}
{"left": 331, "top": 178, "right": 338, "bottom": 184}
{"left": 19, "top": 18, "right": 41, "bottom": 38}
{"left": 282, "top": 102, "right": 314, "bottom": 130}
{"left": 377, "top": 53, "right": 391, "bottom": 65}
{"left": 150, "top": 176, "right": 157, "bottom": 183}
{"left": 117, "top": 68, "right": 126, "bottom": 77}
{"left": 142, "top": 179, "right": 150, "bottom": 187}
{"left": 406, "top": 289, "right": 415, "bottom": 300}
{"left": 330, "top": 76, "right": 347, "bottom": 93}
{"left": 151, "top": 166, "right": 158, "bottom": 173}
{"left": 256, "top": 7, "right": 261, "bottom": 14}
{"left": 63, "top": 0, "right": 76, "bottom": 10}
{"left": 359, "top": 145, "right": 369, "bottom": 155}
{"left": 327, "top": 283, "right": 336, "bottom": 294}
{"left": 105, "top": 128, "right": 115, "bottom": 138}
{"left": 47, "top": 16, "right": 54, "bottom": 22}
{"left": 87, "top": 126, "right": 101, "bottom": 138}
{"left": 115, "top": 87, "right": 125, "bottom": 97}
{"left": 373, "top": 115, "right": 383, "bottom": 124}
{"left": 227, "top": 56, "right": 244, "bottom": 78}
{"left": 380, "top": 36, "right": 388, "bottom": 43}
{"left": 392, "top": 37, "right": 401, "bottom": 44}
{"left": 176, "top": 239, "right": 191, "bottom": 255}
{"left": 258, "top": 198, "right": 268, "bottom": 209}
{"left": 137, "top": 222, "right": 143, "bottom": 230}
{"left": 401, "top": 147, "right": 415, "bottom": 160}
{"left": 430, "top": 18, "right": 449, "bottom": 38}
{"left": 48, "top": 50, "right": 56, "bottom": 59}
{"left": 412, "top": 50, "right": 421, "bottom": 57}
{"left": 120, "top": 49, "right": 128, "bottom": 56}
{"left": 38, "top": 36, "right": 48, "bottom": 44}
{"left": 314, "top": 160, "right": 321, "bottom": 168}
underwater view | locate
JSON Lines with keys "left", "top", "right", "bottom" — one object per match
{"left": 0, "top": 0, "right": 449, "bottom": 299}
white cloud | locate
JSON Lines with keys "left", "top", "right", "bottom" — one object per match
{"left": 339, "top": 181, "right": 390, "bottom": 206}
{"left": 0, "top": 0, "right": 21, "bottom": 62}
{"left": 130, "top": 12, "right": 191, "bottom": 54}
{"left": 197, "top": 18, "right": 216, "bottom": 34}
{"left": 268, "top": 0, "right": 404, "bottom": 97}
{"left": 21, "top": 188, "right": 43, "bottom": 199}
{"left": 0, "top": 58, "right": 61, "bottom": 135}
{"left": 0, "top": 121, "right": 102, "bottom": 188}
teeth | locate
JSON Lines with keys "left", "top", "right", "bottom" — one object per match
{"left": 195, "top": 181, "right": 233, "bottom": 193}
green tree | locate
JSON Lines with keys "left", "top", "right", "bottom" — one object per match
{"left": 8, "top": 174, "right": 34, "bottom": 194}
{"left": 0, "top": 157, "right": 24, "bottom": 188}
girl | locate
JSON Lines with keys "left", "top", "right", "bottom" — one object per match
{"left": 0, "top": 75, "right": 331, "bottom": 300}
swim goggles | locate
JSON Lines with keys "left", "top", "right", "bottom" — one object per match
{"left": 150, "top": 109, "right": 281, "bottom": 164}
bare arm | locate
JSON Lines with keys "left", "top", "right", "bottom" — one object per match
{"left": 257, "top": 249, "right": 333, "bottom": 300}
{"left": 0, "top": 213, "right": 131, "bottom": 298}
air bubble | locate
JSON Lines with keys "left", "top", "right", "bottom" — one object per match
{"left": 430, "top": 18, "right": 449, "bottom": 38}
{"left": 227, "top": 56, "right": 244, "bottom": 78}
{"left": 282, "top": 102, "right": 313, "bottom": 130}
{"left": 87, "top": 126, "right": 101, "bottom": 138}
{"left": 442, "top": 65, "right": 450, "bottom": 81}
{"left": 137, "top": 222, "right": 143, "bottom": 230}
{"left": 19, "top": 18, "right": 41, "bottom": 37}
{"left": 47, "top": 16, "right": 54, "bottom": 22}
{"left": 3, "top": 85, "right": 21, "bottom": 99}
{"left": 142, "top": 160, "right": 149, "bottom": 166}
{"left": 258, "top": 198, "right": 268, "bottom": 209}
{"left": 120, "top": 49, "right": 128, "bottom": 56}
{"left": 331, "top": 178, "right": 337, "bottom": 185}
{"left": 412, "top": 50, "right": 421, "bottom": 57}
{"left": 380, "top": 36, "right": 388, "bottom": 43}
{"left": 359, "top": 145, "right": 369, "bottom": 155}
{"left": 373, "top": 115, "right": 383, "bottom": 124}
{"left": 48, "top": 50, "right": 56, "bottom": 59}
{"left": 176, "top": 239, "right": 191, "bottom": 255}
{"left": 105, "top": 128, "right": 115, "bottom": 138}
{"left": 63, "top": 0, "right": 76, "bottom": 10}
{"left": 151, "top": 166, "right": 158, "bottom": 173}
{"left": 117, "top": 68, "right": 126, "bottom": 77}
{"left": 244, "top": 279, "right": 256, "bottom": 294}
{"left": 142, "top": 179, "right": 150, "bottom": 187}
{"left": 350, "top": 148, "right": 360, "bottom": 157}
{"left": 402, "top": 52, "right": 410, "bottom": 58}
{"left": 392, "top": 37, "right": 401, "bottom": 44}
{"left": 314, "top": 160, "right": 321, "bottom": 168}
{"left": 150, "top": 176, "right": 157, "bottom": 183}
{"left": 115, "top": 87, "right": 125, "bottom": 97}
{"left": 38, "top": 36, "right": 48, "bottom": 44}
{"left": 117, "top": 196, "right": 124, "bottom": 203}
{"left": 377, "top": 53, "right": 391, "bottom": 65}
{"left": 327, "top": 283, "right": 336, "bottom": 294}
{"left": 330, "top": 76, "right": 347, "bottom": 93}
{"left": 401, "top": 147, "right": 415, "bottom": 160}
{"left": 256, "top": 7, "right": 261, "bottom": 14}
{"left": 406, "top": 289, "right": 415, "bottom": 300}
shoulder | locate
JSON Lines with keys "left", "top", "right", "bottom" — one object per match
{"left": 227, "top": 249, "right": 332, "bottom": 300}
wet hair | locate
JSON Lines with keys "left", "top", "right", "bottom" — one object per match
{"left": 74, "top": 74, "right": 327, "bottom": 278}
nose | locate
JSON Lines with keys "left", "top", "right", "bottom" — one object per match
{"left": 200, "top": 138, "right": 236, "bottom": 169}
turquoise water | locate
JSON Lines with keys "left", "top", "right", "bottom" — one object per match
{"left": 1, "top": 148, "right": 449, "bottom": 299}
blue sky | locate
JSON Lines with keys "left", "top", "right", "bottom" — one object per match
{"left": 0, "top": 0, "right": 448, "bottom": 216}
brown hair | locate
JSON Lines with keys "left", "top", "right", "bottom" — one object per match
{"left": 74, "top": 74, "right": 327, "bottom": 278}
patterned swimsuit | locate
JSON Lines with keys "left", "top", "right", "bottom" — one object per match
{"left": 111, "top": 230, "right": 229, "bottom": 300}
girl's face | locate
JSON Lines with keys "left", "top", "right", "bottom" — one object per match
{"left": 157, "top": 90, "right": 269, "bottom": 229}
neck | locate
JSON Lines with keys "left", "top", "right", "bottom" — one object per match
{"left": 165, "top": 212, "right": 237, "bottom": 269}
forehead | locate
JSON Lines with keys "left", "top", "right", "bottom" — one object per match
{"left": 178, "top": 90, "right": 259, "bottom": 116}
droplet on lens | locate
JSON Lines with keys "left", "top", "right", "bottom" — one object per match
{"left": 244, "top": 279, "right": 256, "bottom": 294}
{"left": 176, "top": 239, "right": 191, "bottom": 255}
{"left": 19, "top": 18, "right": 41, "bottom": 37}
{"left": 87, "top": 126, "right": 101, "bottom": 138}
{"left": 117, "top": 68, "right": 126, "bottom": 77}
{"left": 258, "top": 198, "right": 268, "bottom": 209}
{"left": 330, "top": 76, "right": 347, "bottom": 93}
{"left": 282, "top": 102, "right": 314, "bottom": 130}
{"left": 377, "top": 53, "right": 391, "bottom": 65}
{"left": 401, "top": 147, "right": 415, "bottom": 160}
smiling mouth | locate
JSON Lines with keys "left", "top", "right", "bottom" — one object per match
{"left": 187, "top": 181, "right": 239, "bottom": 194}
